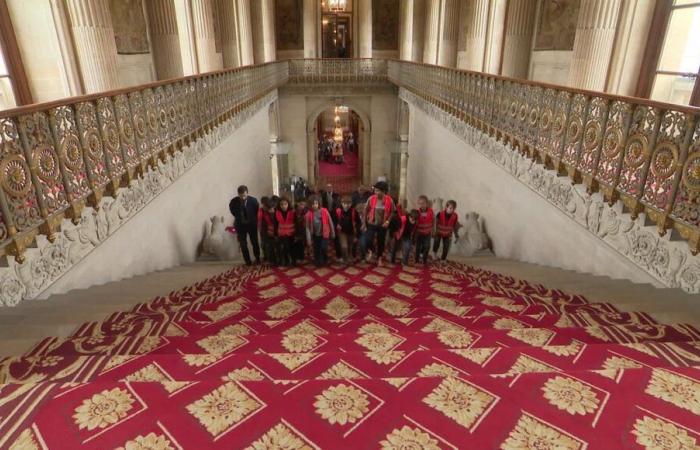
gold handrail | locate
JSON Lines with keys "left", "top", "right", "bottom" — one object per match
{"left": 0, "top": 61, "right": 289, "bottom": 260}
{"left": 386, "top": 60, "right": 700, "bottom": 253}
{"left": 0, "top": 58, "right": 699, "bottom": 262}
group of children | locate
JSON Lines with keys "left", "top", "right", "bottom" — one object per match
{"left": 254, "top": 181, "right": 461, "bottom": 268}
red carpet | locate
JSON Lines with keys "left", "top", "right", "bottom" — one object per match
{"left": 1, "top": 262, "right": 700, "bottom": 449}
{"left": 319, "top": 147, "right": 359, "bottom": 178}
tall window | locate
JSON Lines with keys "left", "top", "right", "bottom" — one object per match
{"left": 0, "top": 43, "right": 17, "bottom": 110}
{"left": 647, "top": 0, "right": 700, "bottom": 106}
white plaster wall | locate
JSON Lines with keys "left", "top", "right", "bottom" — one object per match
{"left": 8, "top": 0, "right": 72, "bottom": 102}
{"left": 279, "top": 94, "right": 308, "bottom": 178}
{"left": 406, "top": 106, "right": 659, "bottom": 285}
{"left": 42, "top": 107, "right": 272, "bottom": 296}
{"left": 528, "top": 51, "right": 573, "bottom": 87}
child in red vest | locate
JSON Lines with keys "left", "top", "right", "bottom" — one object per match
{"left": 305, "top": 195, "right": 335, "bottom": 266}
{"left": 275, "top": 197, "right": 295, "bottom": 266}
{"left": 391, "top": 209, "right": 419, "bottom": 265}
{"left": 361, "top": 181, "right": 395, "bottom": 265}
{"left": 259, "top": 198, "right": 278, "bottom": 265}
{"left": 415, "top": 195, "right": 434, "bottom": 264}
{"left": 335, "top": 195, "right": 361, "bottom": 264}
{"left": 433, "top": 199, "right": 461, "bottom": 261}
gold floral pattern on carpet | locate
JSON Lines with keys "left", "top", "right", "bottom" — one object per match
{"left": 186, "top": 382, "right": 262, "bottom": 437}
{"left": 542, "top": 376, "right": 599, "bottom": 415}
{"left": 423, "top": 377, "right": 495, "bottom": 429}
{"left": 73, "top": 387, "right": 135, "bottom": 431}
{"left": 314, "top": 384, "right": 370, "bottom": 425}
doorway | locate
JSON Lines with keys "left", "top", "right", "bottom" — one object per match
{"left": 315, "top": 106, "right": 361, "bottom": 193}
{"left": 322, "top": 11, "right": 352, "bottom": 57}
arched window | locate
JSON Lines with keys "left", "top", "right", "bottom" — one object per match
{"left": 638, "top": 0, "right": 700, "bottom": 106}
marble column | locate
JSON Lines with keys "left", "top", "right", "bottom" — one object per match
{"left": 483, "top": 0, "right": 507, "bottom": 74}
{"left": 250, "top": 0, "right": 265, "bottom": 63}
{"left": 260, "top": 0, "right": 276, "bottom": 62}
{"left": 458, "top": 0, "right": 490, "bottom": 71}
{"left": 411, "top": 0, "right": 425, "bottom": 62}
{"left": 438, "top": 0, "right": 460, "bottom": 67}
{"left": 191, "top": 0, "right": 222, "bottom": 72}
{"left": 500, "top": 0, "right": 537, "bottom": 79}
{"left": 397, "top": 100, "right": 410, "bottom": 206}
{"left": 605, "top": 0, "right": 655, "bottom": 95}
{"left": 399, "top": 0, "right": 414, "bottom": 60}
{"left": 422, "top": 0, "right": 440, "bottom": 64}
{"left": 217, "top": 0, "right": 239, "bottom": 68}
{"left": 358, "top": 0, "right": 372, "bottom": 58}
{"left": 145, "top": 0, "right": 184, "bottom": 79}
{"left": 49, "top": 0, "right": 83, "bottom": 95}
{"left": 65, "top": 0, "right": 120, "bottom": 93}
{"left": 303, "top": 0, "right": 318, "bottom": 58}
{"left": 237, "top": 0, "right": 254, "bottom": 65}
{"left": 568, "top": 0, "right": 622, "bottom": 91}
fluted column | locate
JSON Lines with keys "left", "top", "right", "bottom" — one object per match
{"left": 438, "top": 0, "right": 460, "bottom": 67}
{"left": 217, "top": 0, "right": 239, "bottom": 68}
{"left": 237, "top": 0, "right": 254, "bottom": 65}
{"left": 399, "top": 0, "right": 414, "bottom": 60}
{"left": 261, "top": 0, "right": 276, "bottom": 61}
{"left": 250, "top": 0, "right": 264, "bottom": 63}
{"left": 303, "top": 0, "right": 318, "bottom": 58}
{"left": 500, "top": 0, "right": 537, "bottom": 78}
{"left": 483, "top": 0, "right": 507, "bottom": 74}
{"left": 458, "top": 0, "right": 490, "bottom": 71}
{"left": 358, "top": 0, "right": 372, "bottom": 58}
{"left": 568, "top": 0, "right": 622, "bottom": 91}
{"left": 65, "top": 0, "right": 120, "bottom": 93}
{"left": 191, "top": 0, "right": 222, "bottom": 72}
{"left": 146, "top": 0, "right": 184, "bottom": 79}
{"left": 422, "top": 0, "right": 440, "bottom": 64}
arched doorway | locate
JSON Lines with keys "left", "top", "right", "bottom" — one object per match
{"left": 313, "top": 106, "right": 364, "bottom": 193}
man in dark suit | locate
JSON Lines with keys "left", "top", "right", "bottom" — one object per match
{"left": 229, "top": 185, "right": 261, "bottom": 265}
{"left": 321, "top": 183, "right": 339, "bottom": 210}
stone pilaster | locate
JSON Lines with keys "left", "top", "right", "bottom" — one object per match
{"left": 422, "top": 0, "right": 440, "bottom": 64}
{"left": 145, "top": 0, "right": 184, "bottom": 79}
{"left": 65, "top": 0, "right": 120, "bottom": 93}
{"left": 191, "top": 0, "right": 222, "bottom": 73}
{"left": 358, "top": 0, "right": 372, "bottom": 58}
{"left": 399, "top": 0, "right": 413, "bottom": 60}
{"left": 500, "top": 0, "right": 537, "bottom": 79}
{"left": 217, "top": 0, "right": 239, "bottom": 68}
{"left": 568, "top": 0, "right": 622, "bottom": 91}
{"left": 303, "top": 0, "right": 318, "bottom": 58}
{"left": 437, "top": 0, "right": 460, "bottom": 67}
{"left": 237, "top": 0, "right": 254, "bottom": 65}
{"left": 605, "top": 0, "right": 654, "bottom": 95}
{"left": 458, "top": 0, "right": 490, "bottom": 71}
{"left": 261, "top": 0, "right": 276, "bottom": 62}
{"left": 483, "top": 0, "right": 507, "bottom": 74}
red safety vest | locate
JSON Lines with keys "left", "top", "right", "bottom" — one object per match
{"left": 276, "top": 209, "right": 295, "bottom": 237}
{"left": 305, "top": 208, "right": 333, "bottom": 239}
{"left": 416, "top": 207, "right": 434, "bottom": 235}
{"left": 335, "top": 207, "right": 357, "bottom": 234}
{"left": 260, "top": 211, "right": 275, "bottom": 237}
{"left": 394, "top": 215, "right": 407, "bottom": 240}
{"left": 367, "top": 194, "right": 394, "bottom": 224}
{"left": 436, "top": 210, "right": 459, "bottom": 237}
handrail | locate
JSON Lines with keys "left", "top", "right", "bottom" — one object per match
{"left": 386, "top": 59, "right": 700, "bottom": 253}
{"left": 0, "top": 60, "right": 289, "bottom": 260}
{"left": 0, "top": 58, "right": 699, "bottom": 261}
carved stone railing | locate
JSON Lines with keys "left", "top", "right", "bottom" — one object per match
{"left": 0, "top": 62, "right": 289, "bottom": 262}
{"left": 388, "top": 60, "right": 700, "bottom": 254}
{"left": 287, "top": 58, "right": 388, "bottom": 85}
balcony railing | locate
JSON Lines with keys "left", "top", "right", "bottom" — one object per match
{"left": 388, "top": 60, "right": 700, "bottom": 254}
{"left": 0, "top": 58, "right": 699, "bottom": 262}
{"left": 287, "top": 58, "right": 388, "bottom": 84}
{"left": 0, "top": 61, "right": 289, "bottom": 261}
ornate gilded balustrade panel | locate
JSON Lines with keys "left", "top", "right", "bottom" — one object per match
{"left": 0, "top": 61, "right": 288, "bottom": 259}
{"left": 387, "top": 59, "right": 700, "bottom": 253}
{"left": 287, "top": 59, "right": 388, "bottom": 85}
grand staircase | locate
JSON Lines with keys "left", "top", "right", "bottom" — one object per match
{"left": 1, "top": 258, "right": 699, "bottom": 449}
